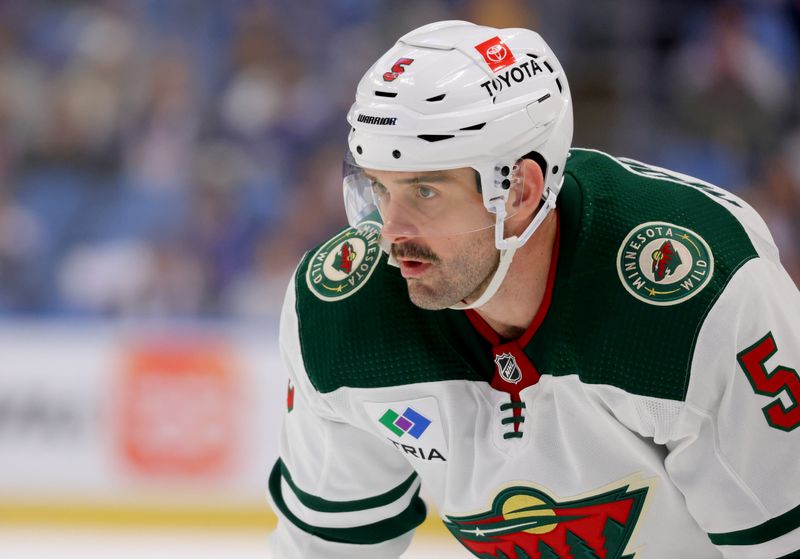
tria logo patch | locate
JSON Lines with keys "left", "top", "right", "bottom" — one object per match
{"left": 379, "top": 407, "right": 431, "bottom": 438}
{"left": 495, "top": 353, "right": 522, "bottom": 384}
{"left": 445, "top": 480, "right": 650, "bottom": 558}
{"left": 474, "top": 36, "right": 516, "bottom": 72}
{"left": 380, "top": 407, "right": 444, "bottom": 461}
{"left": 616, "top": 222, "right": 714, "bottom": 306}
{"left": 306, "top": 221, "right": 382, "bottom": 302}
{"left": 364, "top": 397, "right": 448, "bottom": 462}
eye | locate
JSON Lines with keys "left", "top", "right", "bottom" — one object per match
{"left": 370, "top": 181, "right": 388, "bottom": 197}
{"left": 416, "top": 185, "right": 437, "bottom": 199}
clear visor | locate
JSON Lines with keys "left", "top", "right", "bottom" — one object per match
{"left": 343, "top": 151, "right": 525, "bottom": 238}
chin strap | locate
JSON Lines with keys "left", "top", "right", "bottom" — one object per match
{"left": 449, "top": 186, "right": 557, "bottom": 310}
{"left": 448, "top": 244, "right": 518, "bottom": 310}
{"left": 382, "top": 184, "right": 558, "bottom": 311}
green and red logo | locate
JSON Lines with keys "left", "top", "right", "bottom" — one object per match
{"left": 650, "top": 240, "right": 681, "bottom": 281}
{"left": 306, "top": 221, "right": 382, "bottom": 302}
{"left": 616, "top": 222, "right": 714, "bottom": 306}
{"left": 286, "top": 380, "right": 294, "bottom": 413}
{"left": 445, "top": 483, "right": 649, "bottom": 559}
{"left": 333, "top": 241, "right": 356, "bottom": 274}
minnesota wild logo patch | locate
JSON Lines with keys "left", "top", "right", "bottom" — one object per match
{"left": 616, "top": 222, "right": 714, "bottom": 306}
{"left": 445, "top": 481, "right": 650, "bottom": 559}
{"left": 306, "top": 221, "right": 382, "bottom": 301}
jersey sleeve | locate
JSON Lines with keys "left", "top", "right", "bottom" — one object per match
{"left": 267, "top": 274, "right": 426, "bottom": 559}
{"left": 665, "top": 256, "right": 800, "bottom": 558}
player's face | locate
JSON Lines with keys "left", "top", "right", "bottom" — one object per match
{"left": 366, "top": 167, "right": 500, "bottom": 310}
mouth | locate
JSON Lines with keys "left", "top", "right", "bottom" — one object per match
{"left": 397, "top": 258, "right": 432, "bottom": 279}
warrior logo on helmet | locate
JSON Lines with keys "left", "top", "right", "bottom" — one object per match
{"left": 445, "top": 478, "right": 651, "bottom": 559}
{"left": 617, "top": 222, "right": 714, "bottom": 306}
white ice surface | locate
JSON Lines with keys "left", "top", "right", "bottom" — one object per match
{"left": 0, "top": 528, "right": 471, "bottom": 559}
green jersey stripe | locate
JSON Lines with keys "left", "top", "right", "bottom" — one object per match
{"left": 268, "top": 461, "right": 426, "bottom": 544}
{"left": 708, "top": 502, "right": 800, "bottom": 546}
{"left": 276, "top": 459, "right": 419, "bottom": 513}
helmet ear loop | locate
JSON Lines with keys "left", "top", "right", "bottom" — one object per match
{"left": 508, "top": 163, "right": 525, "bottom": 209}
{"left": 495, "top": 162, "right": 555, "bottom": 250}
{"left": 494, "top": 163, "right": 525, "bottom": 248}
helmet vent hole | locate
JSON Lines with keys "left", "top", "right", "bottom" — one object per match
{"left": 501, "top": 179, "right": 511, "bottom": 189}
{"left": 356, "top": 146, "right": 363, "bottom": 154}
{"left": 460, "top": 123, "right": 486, "bottom": 131}
{"left": 552, "top": 166, "right": 559, "bottom": 174}
{"left": 425, "top": 93, "right": 446, "bottom": 102}
{"left": 374, "top": 91, "right": 397, "bottom": 98}
{"left": 543, "top": 61, "right": 554, "bottom": 73}
{"left": 392, "top": 149, "right": 401, "bottom": 159}
{"left": 556, "top": 78, "right": 563, "bottom": 93}
{"left": 417, "top": 134, "right": 454, "bottom": 142}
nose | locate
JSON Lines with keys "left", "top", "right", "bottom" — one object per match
{"left": 378, "top": 199, "right": 419, "bottom": 243}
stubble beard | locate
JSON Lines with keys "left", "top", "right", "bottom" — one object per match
{"left": 393, "top": 231, "right": 500, "bottom": 310}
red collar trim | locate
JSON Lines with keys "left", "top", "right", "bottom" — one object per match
{"left": 465, "top": 303, "right": 501, "bottom": 346}
{"left": 465, "top": 213, "right": 561, "bottom": 347}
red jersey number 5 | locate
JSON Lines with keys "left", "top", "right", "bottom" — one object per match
{"left": 737, "top": 332, "right": 800, "bottom": 432}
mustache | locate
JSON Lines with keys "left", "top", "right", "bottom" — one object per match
{"left": 391, "top": 242, "right": 439, "bottom": 263}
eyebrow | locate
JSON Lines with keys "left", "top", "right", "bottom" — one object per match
{"left": 364, "top": 172, "right": 453, "bottom": 185}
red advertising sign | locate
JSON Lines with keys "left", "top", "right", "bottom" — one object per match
{"left": 118, "top": 341, "right": 239, "bottom": 476}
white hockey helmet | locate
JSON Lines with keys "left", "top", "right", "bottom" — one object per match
{"left": 343, "top": 20, "right": 573, "bottom": 308}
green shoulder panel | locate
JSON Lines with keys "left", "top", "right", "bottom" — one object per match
{"left": 525, "top": 148, "right": 758, "bottom": 401}
{"left": 293, "top": 148, "right": 759, "bottom": 400}
{"left": 293, "top": 221, "right": 484, "bottom": 394}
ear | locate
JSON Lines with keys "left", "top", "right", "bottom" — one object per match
{"left": 506, "top": 158, "right": 545, "bottom": 233}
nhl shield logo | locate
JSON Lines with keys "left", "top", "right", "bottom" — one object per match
{"left": 495, "top": 353, "right": 522, "bottom": 384}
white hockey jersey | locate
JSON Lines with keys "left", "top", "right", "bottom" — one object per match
{"left": 268, "top": 149, "right": 800, "bottom": 558}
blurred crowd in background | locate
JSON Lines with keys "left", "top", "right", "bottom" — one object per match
{"left": 0, "top": 0, "right": 797, "bottom": 319}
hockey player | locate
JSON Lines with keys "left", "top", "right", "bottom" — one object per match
{"left": 268, "top": 21, "right": 800, "bottom": 558}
